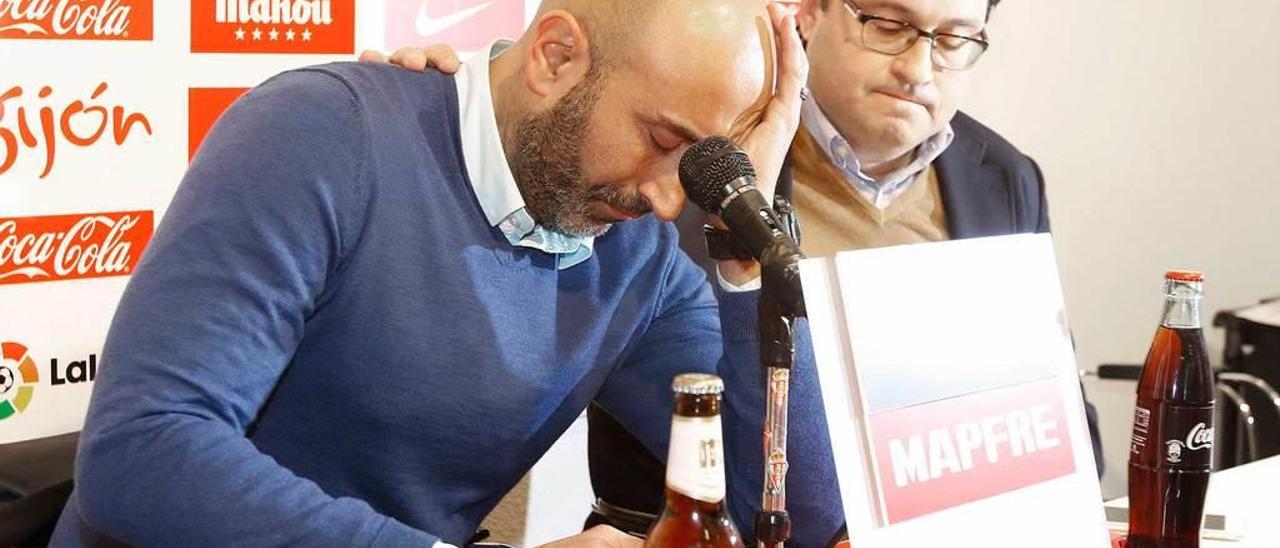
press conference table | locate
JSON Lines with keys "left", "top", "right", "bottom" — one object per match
{"left": 1108, "top": 455, "right": 1280, "bottom": 547}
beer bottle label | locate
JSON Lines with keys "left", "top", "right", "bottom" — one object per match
{"left": 1160, "top": 405, "right": 1214, "bottom": 469}
{"left": 666, "top": 415, "right": 726, "bottom": 503}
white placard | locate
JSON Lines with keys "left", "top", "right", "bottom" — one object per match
{"left": 799, "top": 234, "right": 1110, "bottom": 547}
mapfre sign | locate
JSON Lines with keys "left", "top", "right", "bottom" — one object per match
{"left": 190, "top": 0, "right": 354, "bottom": 54}
{"left": 0, "top": 0, "right": 153, "bottom": 41}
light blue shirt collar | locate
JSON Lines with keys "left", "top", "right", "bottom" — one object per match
{"left": 455, "top": 40, "right": 595, "bottom": 270}
{"left": 800, "top": 96, "right": 954, "bottom": 210}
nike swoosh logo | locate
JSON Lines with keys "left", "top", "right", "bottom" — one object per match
{"left": 415, "top": 1, "right": 494, "bottom": 37}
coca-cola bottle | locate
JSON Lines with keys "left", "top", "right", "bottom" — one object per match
{"left": 1127, "top": 271, "right": 1215, "bottom": 548}
{"left": 644, "top": 373, "right": 744, "bottom": 548}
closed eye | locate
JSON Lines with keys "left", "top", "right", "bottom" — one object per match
{"left": 648, "top": 127, "right": 683, "bottom": 153}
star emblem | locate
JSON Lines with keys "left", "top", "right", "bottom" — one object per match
{"left": 234, "top": 27, "right": 245, "bottom": 41}
{"left": 252, "top": 28, "right": 262, "bottom": 41}
{"left": 268, "top": 28, "right": 279, "bottom": 41}
{"left": 285, "top": 28, "right": 296, "bottom": 41}
{"left": 301, "top": 28, "right": 312, "bottom": 42}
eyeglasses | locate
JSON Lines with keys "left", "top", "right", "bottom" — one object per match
{"left": 842, "top": 0, "right": 990, "bottom": 71}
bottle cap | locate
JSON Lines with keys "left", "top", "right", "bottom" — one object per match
{"left": 672, "top": 373, "right": 724, "bottom": 395}
{"left": 1165, "top": 270, "right": 1204, "bottom": 283}
{"left": 1163, "top": 270, "right": 1204, "bottom": 301}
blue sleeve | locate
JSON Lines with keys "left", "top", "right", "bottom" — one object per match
{"left": 595, "top": 232, "right": 723, "bottom": 469}
{"left": 70, "top": 70, "right": 435, "bottom": 547}
{"left": 597, "top": 237, "right": 845, "bottom": 547}
{"left": 716, "top": 289, "right": 845, "bottom": 548}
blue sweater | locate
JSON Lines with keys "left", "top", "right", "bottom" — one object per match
{"left": 51, "top": 62, "right": 842, "bottom": 547}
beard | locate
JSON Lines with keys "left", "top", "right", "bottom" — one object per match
{"left": 508, "top": 65, "right": 651, "bottom": 238}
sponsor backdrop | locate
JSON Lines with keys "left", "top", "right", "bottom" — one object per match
{"left": 0, "top": 0, "right": 798, "bottom": 445}
{"left": 0, "top": 0, "right": 540, "bottom": 444}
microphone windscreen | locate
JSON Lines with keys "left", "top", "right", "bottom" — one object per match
{"left": 678, "top": 136, "right": 757, "bottom": 215}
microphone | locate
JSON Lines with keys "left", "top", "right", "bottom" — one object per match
{"left": 678, "top": 136, "right": 803, "bottom": 263}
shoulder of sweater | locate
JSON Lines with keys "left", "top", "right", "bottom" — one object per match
{"left": 283, "top": 61, "right": 457, "bottom": 99}
{"left": 268, "top": 62, "right": 459, "bottom": 132}
{"left": 950, "top": 110, "right": 1038, "bottom": 173}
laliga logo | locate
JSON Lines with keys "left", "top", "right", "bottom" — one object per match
{"left": 0, "top": 342, "right": 39, "bottom": 421}
{"left": 0, "top": 0, "right": 153, "bottom": 41}
{"left": 0, "top": 341, "right": 102, "bottom": 421}
{"left": 0, "top": 210, "right": 154, "bottom": 286}
{"left": 1165, "top": 422, "right": 1213, "bottom": 464}
{"left": 0, "top": 82, "right": 153, "bottom": 179}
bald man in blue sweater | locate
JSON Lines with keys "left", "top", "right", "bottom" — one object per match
{"left": 52, "top": 1, "right": 816, "bottom": 547}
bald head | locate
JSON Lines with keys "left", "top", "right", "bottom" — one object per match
{"left": 528, "top": 0, "right": 772, "bottom": 74}
{"left": 529, "top": 0, "right": 659, "bottom": 70}
{"left": 489, "top": 0, "right": 778, "bottom": 232}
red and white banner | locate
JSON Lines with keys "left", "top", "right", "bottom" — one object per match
{"left": 0, "top": 210, "right": 154, "bottom": 286}
{"left": 2, "top": 0, "right": 530, "bottom": 447}
{"left": 191, "top": 0, "right": 355, "bottom": 54}
{"left": 870, "top": 378, "right": 1076, "bottom": 524}
{"left": 800, "top": 235, "right": 1109, "bottom": 548}
{"left": 1, "top": 81, "right": 154, "bottom": 180}
{"left": 188, "top": 87, "right": 248, "bottom": 160}
{"left": 0, "top": 0, "right": 153, "bottom": 41}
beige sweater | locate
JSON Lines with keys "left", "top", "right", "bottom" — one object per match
{"left": 789, "top": 128, "right": 950, "bottom": 258}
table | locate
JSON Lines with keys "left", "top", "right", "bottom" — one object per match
{"left": 1108, "top": 455, "right": 1280, "bottom": 546}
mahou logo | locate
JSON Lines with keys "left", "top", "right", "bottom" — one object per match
{"left": 0, "top": 82, "right": 154, "bottom": 180}
{"left": 191, "top": 0, "right": 354, "bottom": 54}
{"left": 0, "top": 342, "right": 39, "bottom": 421}
{"left": 0, "top": 210, "right": 154, "bottom": 286}
{"left": 0, "top": 0, "right": 153, "bottom": 41}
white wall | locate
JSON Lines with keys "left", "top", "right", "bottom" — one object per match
{"left": 963, "top": 1, "right": 1280, "bottom": 373}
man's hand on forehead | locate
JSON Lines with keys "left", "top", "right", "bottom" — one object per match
{"left": 727, "top": 10, "right": 777, "bottom": 146}
{"left": 709, "top": 2, "right": 808, "bottom": 287}
{"left": 723, "top": 2, "right": 807, "bottom": 202}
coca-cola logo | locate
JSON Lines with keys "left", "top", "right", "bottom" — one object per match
{"left": 1165, "top": 422, "right": 1213, "bottom": 464}
{"left": 0, "top": 82, "right": 153, "bottom": 180}
{"left": 1186, "top": 422, "right": 1213, "bottom": 450}
{"left": 0, "top": 0, "right": 153, "bottom": 41}
{"left": 191, "top": 0, "right": 354, "bottom": 54}
{"left": 0, "top": 210, "right": 154, "bottom": 285}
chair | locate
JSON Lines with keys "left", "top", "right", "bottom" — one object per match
{"left": 0, "top": 432, "right": 79, "bottom": 547}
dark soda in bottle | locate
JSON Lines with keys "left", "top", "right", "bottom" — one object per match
{"left": 1127, "top": 271, "right": 1214, "bottom": 548}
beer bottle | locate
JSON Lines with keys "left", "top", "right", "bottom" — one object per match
{"left": 644, "top": 374, "right": 744, "bottom": 548}
{"left": 1127, "top": 271, "right": 1215, "bottom": 548}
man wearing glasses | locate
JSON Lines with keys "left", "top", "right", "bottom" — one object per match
{"left": 739, "top": 0, "right": 1100, "bottom": 540}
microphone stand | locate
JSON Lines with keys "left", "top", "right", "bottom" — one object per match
{"left": 754, "top": 241, "right": 805, "bottom": 548}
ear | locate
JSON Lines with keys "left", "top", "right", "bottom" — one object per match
{"left": 796, "top": 0, "right": 825, "bottom": 41}
{"left": 522, "top": 10, "right": 593, "bottom": 99}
